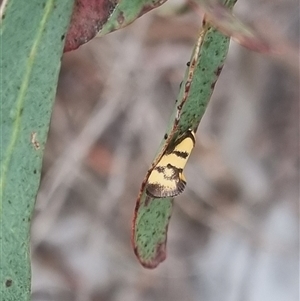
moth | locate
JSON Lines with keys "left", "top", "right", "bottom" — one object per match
{"left": 146, "top": 129, "right": 196, "bottom": 198}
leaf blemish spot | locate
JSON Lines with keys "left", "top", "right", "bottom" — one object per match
{"left": 5, "top": 279, "right": 12, "bottom": 287}
{"left": 117, "top": 12, "right": 125, "bottom": 25}
{"left": 216, "top": 66, "right": 223, "bottom": 76}
{"left": 31, "top": 132, "right": 40, "bottom": 150}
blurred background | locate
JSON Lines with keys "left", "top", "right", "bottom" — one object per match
{"left": 31, "top": 0, "right": 299, "bottom": 300}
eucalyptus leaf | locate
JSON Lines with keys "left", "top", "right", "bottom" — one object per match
{"left": 132, "top": 0, "right": 238, "bottom": 269}
{"left": 0, "top": 0, "right": 74, "bottom": 299}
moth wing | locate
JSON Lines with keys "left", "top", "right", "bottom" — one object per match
{"left": 175, "top": 173, "right": 186, "bottom": 195}
{"left": 146, "top": 173, "right": 186, "bottom": 198}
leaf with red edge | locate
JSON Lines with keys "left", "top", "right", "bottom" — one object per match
{"left": 64, "top": 0, "right": 118, "bottom": 52}
{"left": 132, "top": 189, "right": 173, "bottom": 269}
{"left": 132, "top": 1, "right": 237, "bottom": 267}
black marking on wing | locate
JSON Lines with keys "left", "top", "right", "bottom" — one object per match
{"left": 146, "top": 180, "right": 186, "bottom": 198}
{"left": 155, "top": 166, "right": 165, "bottom": 173}
{"left": 166, "top": 163, "right": 179, "bottom": 170}
{"left": 146, "top": 171, "right": 187, "bottom": 198}
{"left": 173, "top": 150, "right": 189, "bottom": 159}
{"left": 153, "top": 164, "right": 182, "bottom": 180}
{"left": 146, "top": 183, "right": 164, "bottom": 198}
{"left": 165, "top": 164, "right": 182, "bottom": 180}
{"left": 165, "top": 129, "right": 195, "bottom": 155}
{"left": 176, "top": 178, "right": 186, "bottom": 194}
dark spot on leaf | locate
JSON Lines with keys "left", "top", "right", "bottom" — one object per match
{"left": 5, "top": 279, "right": 12, "bottom": 287}
{"left": 61, "top": 34, "right": 65, "bottom": 40}
{"left": 145, "top": 196, "right": 151, "bottom": 206}
{"left": 185, "top": 82, "right": 191, "bottom": 92}
{"left": 164, "top": 133, "right": 168, "bottom": 139}
{"left": 117, "top": 11, "right": 125, "bottom": 25}
{"left": 215, "top": 66, "right": 223, "bottom": 76}
{"left": 33, "top": 169, "right": 37, "bottom": 174}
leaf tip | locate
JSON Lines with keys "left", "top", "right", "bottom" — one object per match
{"left": 133, "top": 242, "right": 167, "bottom": 269}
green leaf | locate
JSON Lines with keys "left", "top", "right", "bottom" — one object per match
{"left": 133, "top": 192, "right": 173, "bottom": 268}
{"left": 99, "top": 0, "right": 168, "bottom": 37}
{"left": 0, "top": 0, "right": 74, "bottom": 299}
{"left": 132, "top": 0, "right": 238, "bottom": 269}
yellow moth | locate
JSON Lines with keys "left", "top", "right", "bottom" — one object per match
{"left": 146, "top": 130, "right": 196, "bottom": 198}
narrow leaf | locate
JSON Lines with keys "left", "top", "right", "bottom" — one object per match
{"left": 99, "top": 0, "right": 168, "bottom": 37}
{"left": 0, "top": 0, "right": 74, "bottom": 299}
{"left": 132, "top": 0, "right": 238, "bottom": 268}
